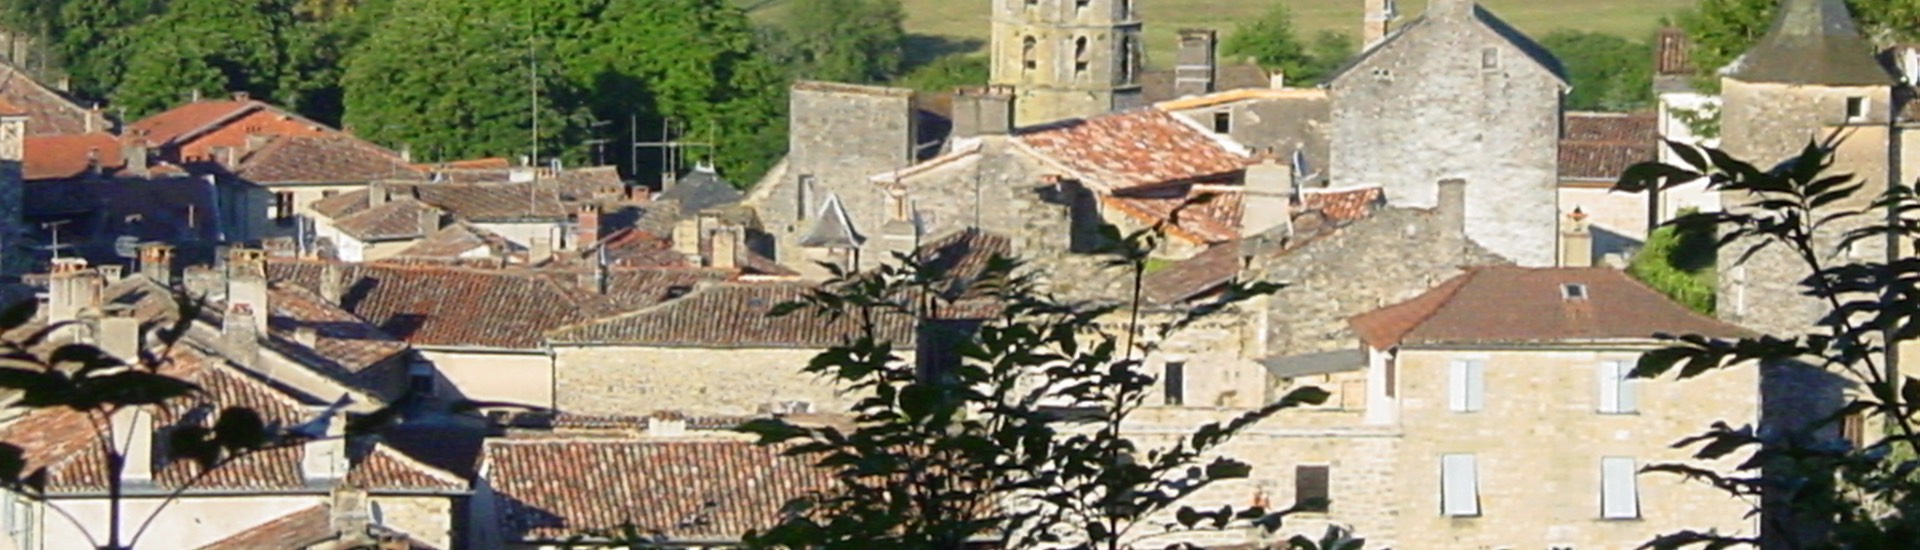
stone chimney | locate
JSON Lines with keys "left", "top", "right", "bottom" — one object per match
{"left": 294, "top": 326, "right": 319, "bottom": 348}
{"left": 122, "top": 141, "right": 149, "bottom": 177}
{"left": 672, "top": 218, "right": 702, "bottom": 259}
{"left": 575, "top": 204, "right": 602, "bottom": 250}
{"left": 1560, "top": 208, "right": 1594, "bottom": 268}
{"left": 1436, "top": 178, "right": 1468, "bottom": 260}
{"left": 415, "top": 207, "right": 441, "bottom": 237}
{"left": 578, "top": 261, "right": 608, "bottom": 295}
{"left": 949, "top": 85, "right": 1015, "bottom": 138}
{"left": 227, "top": 248, "right": 270, "bottom": 334}
{"left": 319, "top": 263, "right": 344, "bottom": 305}
{"left": 302, "top": 407, "right": 348, "bottom": 482}
{"left": 98, "top": 306, "right": 143, "bottom": 362}
{"left": 709, "top": 226, "right": 741, "bottom": 270}
{"left": 1364, "top": 0, "right": 1399, "bottom": 48}
{"left": 1175, "top": 29, "right": 1219, "bottom": 97}
{"left": 138, "top": 243, "right": 175, "bottom": 285}
{"left": 330, "top": 483, "right": 374, "bottom": 546}
{"left": 110, "top": 407, "right": 155, "bottom": 483}
{"left": 647, "top": 411, "right": 688, "bottom": 437}
{"left": 47, "top": 258, "right": 102, "bottom": 324}
{"left": 223, "top": 303, "right": 261, "bottom": 367}
{"left": 1240, "top": 149, "right": 1295, "bottom": 239}
{"left": 529, "top": 236, "right": 554, "bottom": 265}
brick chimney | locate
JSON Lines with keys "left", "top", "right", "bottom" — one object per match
{"left": 319, "top": 263, "right": 344, "bottom": 305}
{"left": 950, "top": 85, "right": 1016, "bottom": 138}
{"left": 138, "top": 243, "right": 175, "bottom": 286}
{"left": 1436, "top": 178, "right": 1468, "bottom": 260}
{"left": 1240, "top": 149, "right": 1295, "bottom": 239}
{"left": 1175, "top": 29, "right": 1218, "bottom": 97}
{"left": 575, "top": 204, "right": 602, "bottom": 250}
{"left": 1560, "top": 208, "right": 1594, "bottom": 268}
{"left": 1364, "top": 0, "right": 1399, "bottom": 48}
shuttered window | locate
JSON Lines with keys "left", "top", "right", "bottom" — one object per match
{"left": 1163, "top": 362, "right": 1186, "bottom": 406}
{"left": 1441, "top": 454, "right": 1480, "bottom": 516}
{"left": 1597, "top": 361, "right": 1638, "bottom": 414}
{"left": 1601, "top": 457, "right": 1640, "bottom": 519}
{"left": 1448, "top": 359, "right": 1484, "bottom": 412}
{"left": 1295, "top": 465, "right": 1330, "bottom": 512}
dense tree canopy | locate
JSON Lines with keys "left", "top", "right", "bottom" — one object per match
{"left": 1220, "top": 5, "right": 1354, "bottom": 85}
{"left": 761, "top": 0, "right": 908, "bottom": 83}
{"left": 891, "top": 54, "right": 990, "bottom": 93}
{"left": 113, "top": 0, "right": 302, "bottom": 118}
{"left": 1539, "top": 30, "right": 1652, "bottom": 111}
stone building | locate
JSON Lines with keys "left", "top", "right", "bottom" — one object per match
{"left": 1327, "top": 0, "right": 1568, "bottom": 266}
{"left": 1, "top": 100, "right": 23, "bottom": 276}
{"left": 987, "top": 0, "right": 1144, "bottom": 127}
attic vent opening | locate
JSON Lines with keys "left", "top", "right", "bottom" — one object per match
{"left": 1480, "top": 47, "right": 1499, "bottom": 69}
{"left": 1562, "top": 283, "right": 1588, "bottom": 300}
{"left": 666, "top": 285, "right": 694, "bottom": 299}
{"left": 1846, "top": 96, "right": 1868, "bottom": 121}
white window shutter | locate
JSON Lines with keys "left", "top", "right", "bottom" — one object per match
{"left": 1448, "top": 360, "right": 1469, "bottom": 412}
{"left": 1466, "top": 360, "right": 1484, "bottom": 411}
{"left": 1602, "top": 457, "right": 1639, "bottom": 519}
{"left": 1597, "top": 362, "right": 1621, "bottom": 413}
{"left": 1618, "top": 363, "right": 1640, "bottom": 413}
{"left": 1442, "top": 454, "right": 1480, "bottom": 516}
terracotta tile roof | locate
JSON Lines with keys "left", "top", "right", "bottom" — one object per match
{"left": 480, "top": 438, "right": 834, "bottom": 542}
{"left": 1348, "top": 267, "right": 1755, "bottom": 349}
{"left": 309, "top": 188, "right": 369, "bottom": 219}
{"left": 331, "top": 199, "right": 440, "bottom": 242}
{"left": 417, "top": 157, "right": 511, "bottom": 170}
{"left": 917, "top": 228, "right": 1012, "bottom": 285}
{"left": 1015, "top": 108, "right": 1248, "bottom": 191}
{"left": 1142, "top": 242, "right": 1244, "bottom": 305}
{"left": 196, "top": 504, "right": 331, "bottom": 550}
{"left": 1303, "top": 187, "right": 1387, "bottom": 223}
{"left": 1102, "top": 185, "right": 1383, "bottom": 246}
{"left": 547, "top": 282, "right": 913, "bottom": 348}
{"left": 234, "top": 135, "right": 423, "bottom": 184}
{"left": 0, "top": 97, "right": 22, "bottom": 116}
{"left": 1656, "top": 27, "right": 1695, "bottom": 76}
{"left": 264, "top": 283, "right": 409, "bottom": 377}
{"left": 269, "top": 261, "right": 729, "bottom": 349}
{"left": 1560, "top": 112, "right": 1658, "bottom": 182}
{"left": 0, "top": 63, "right": 106, "bottom": 136}
{"left": 579, "top": 227, "right": 687, "bottom": 268}
{"left": 395, "top": 223, "right": 520, "bottom": 260}
{"left": 348, "top": 443, "right": 468, "bottom": 492}
{"left": 127, "top": 100, "right": 258, "bottom": 146}
{"left": 23, "top": 132, "right": 122, "bottom": 181}
{"left": 327, "top": 178, "right": 622, "bottom": 224}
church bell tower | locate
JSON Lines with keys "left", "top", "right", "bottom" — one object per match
{"left": 989, "top": 0, "right": 1145, "bottom": 128}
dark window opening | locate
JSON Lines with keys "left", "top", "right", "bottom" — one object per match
{"left": 1120, "top": 35, "right": 1138, "bottom": 82}
{"left": 1074, "top": 37, "right": 1091, "bottom": 74}
{"left": 797, "top": 175, "right": 816, "bottom": 220}
{"left": 1163, "top": 361, "right": 1186, "bottom": 406}
{"left": 1075, "top": 0, "right": 1089, "bottom": 9}
{"left": 1384, "top": 354, "right": 1397, "bottom": 398}
{"left": 1211, "top": 111, "right": 1231, "bottom": 134}
{"left": 1847, "top": 96, "right": 1868, "bottom": 120}
{"left": 273, "top": 191, "right": 296, "bottom": 224}
{"left": 1022, "top": 36, "right": 1038, "bottom": 71}
{"left": 1295, "top": 465, "right": 1330, "bottom": 512}
{"left": 1562, "top": 283, "right": 1588, "bottom": 300}
{"left": 409, "top": 373, "right": 435, "bottom": 397}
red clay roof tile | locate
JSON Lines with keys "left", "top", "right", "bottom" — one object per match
{"left": 1016, "top": 109, "right": 1247, "bottom": 190}
{"left": 1349, "top": 267, "right": 1754, "bottom": 349}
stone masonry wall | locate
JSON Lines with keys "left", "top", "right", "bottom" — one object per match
{"left": 1328, "top": 12, "right": 1563, "bottom": 266}
{"left": 756, "top": 82, "right": 918, "bottom": 267}
{"left": 552, "top": 345, "right": 855, "bottom": 416}
{"left": 988, "top": 0, "right": 1143, "bottom": 127}
{"left": 371, "top": 495, "right": 458, "bottom": 550}
{"left": 1393, "top": 347, "right": 1759, "bottom": 548}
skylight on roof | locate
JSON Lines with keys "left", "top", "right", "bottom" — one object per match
{"left": 1562, "top": 283, "right": 1588, "bottom": 300}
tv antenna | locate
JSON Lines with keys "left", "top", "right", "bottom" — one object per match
{"left": 633, "top": 117, "right": 715, "bottom": 189}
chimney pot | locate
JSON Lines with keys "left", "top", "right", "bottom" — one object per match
{"left": 1175, "top": 29, "right": 1219, "bottom": 97}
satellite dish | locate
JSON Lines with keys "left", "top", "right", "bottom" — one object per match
{"left": 114, "top": 236, "right": 140, "bottom": 259}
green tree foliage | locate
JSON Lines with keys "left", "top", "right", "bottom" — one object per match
{"left": 112, "top": 0, "right": 303, "bottom": 118}
{"left": 1678, "top": 0, "right": 1920, "bottom": 88}
{"left": 762, "top": 0, "right": 907, "bottom": 83}
{"left": 343, "top": 0, "right": 786, "bottom": 182}
{"left": 1626, "top": 208, "right": 1715, "bottom": 314}
{"left": 1539, "top": 30, "right": 1653, "bottom": 111}
{"left": 1615, "top": 141, "right": 1920, "bottom": 548}
{"left": 0, "top": 0, "right": 168, "bottom": 100}
{"left": 1221, "top": 5, "right": 1353, "bottom": 85}
{"left": 891, "top": 54, "right": 990, "bottom": 93}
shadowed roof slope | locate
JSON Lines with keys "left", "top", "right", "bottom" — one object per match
{"left": 481, "top": 439, "right": 833, "bottom": 542}
{"left": 1724, "top": 0, "right": 1893, "bottom": 86}
{"left": 234, "top": 135, "right": 422, "bottom": 184}
{"left": 1349, "top": 267, "right": 1752, "bottom": 348}
{"left": 547, "top": 282, "right": 912, "bottom": 347}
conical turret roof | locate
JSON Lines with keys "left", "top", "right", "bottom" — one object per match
{"left": 1724, "top": 0, "right": 1892, "bottom": 86}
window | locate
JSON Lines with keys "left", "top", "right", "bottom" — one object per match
{"left": 273, "top": 191, "right": 296, "bottom": 223}
{"left": 1562, "top": 283, "right": 1587, "bottom": 300}
{"left": 1074, "top": 37, "right": 1091, "bottom": 74}
{"left": 1120, "top": 35, "right": 1138, "bottom": 82}
{"left": 1163, "top": 361, "right": 1186, "bottom": 406}
{"left": 1211, "top": 111, "right": 1232, "bottom": 134}
{"left": 1597, "top": 360, "right": 1638, "bottom": 414}
{"left": 1441, "top": 454, "right": 1480, "bottom": 516}
{"left": 1294, "top": 465, "right": 1330, "bottom": 512}
{"left": 1022, "top": 36, "right": 1038, "bottom": 71}
{"left": 1481, "top": 47, "right": 1500, "bottom": 69}
{"left": 1119, "top": 0, "right": 1131, "bottom": 18}
{"left": 408, "top": 363, "right": 436, "bottom": 397}
{"left": 1601, "top": 457, "right": 1640, "bottom": 519}
{"left": 1384, "top": 354, "right": 1397, "bottom": 398}
{"left": 1846, "top": 96, "right": 1868, "bottom": 121}
{"left": 1448, "top": 359, "right": 1484, "bottom": 412}
{"left": 1075, "top": 0, "right": 1089, "bottom": 10}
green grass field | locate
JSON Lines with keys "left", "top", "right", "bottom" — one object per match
{"left": 746, "top": 0, "right": 1698, "bottom": 69}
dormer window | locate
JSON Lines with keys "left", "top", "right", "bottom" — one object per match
{"left": 1211, "top": 111, "right": 1232, "bottom": 134}
{"left": 1846, "top": 96, "right": 1868, "bottom": 121}
{"left": 1562, "top": 283, "right": 1588, "bottom": 300}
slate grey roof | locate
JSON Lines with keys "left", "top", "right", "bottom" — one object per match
{"left": 657, "top": 165, "right": 743, "bottom": 214}
{"left": 1723, "top": 0, "right": 1893, "bottom": 86}
{"left": 800, "top": 194, "right": 862, "bottom": 249}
